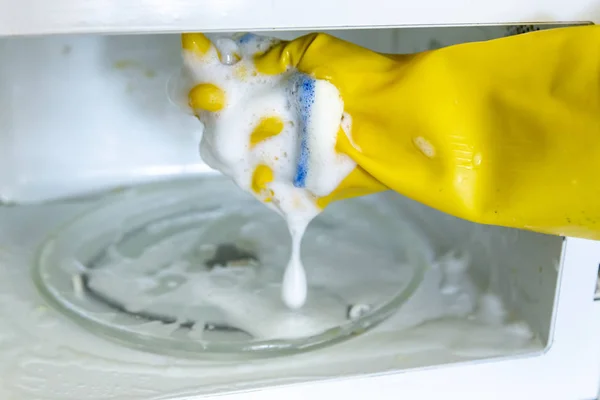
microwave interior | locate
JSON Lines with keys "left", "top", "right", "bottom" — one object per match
{"left": 0, "top": 24, "right": 579, "bottom": 398}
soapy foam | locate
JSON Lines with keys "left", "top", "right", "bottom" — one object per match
{"left": 183, "top": 34, "right": 355, "bottom": 309}
{"left": 75, "top": 185, "right": 424, "bottom": 341}
{"left": 292, "top": 74, "right": 354, "bottom": 196}
{"left": 71, "top": 198, "right": 531, "bottom": 342}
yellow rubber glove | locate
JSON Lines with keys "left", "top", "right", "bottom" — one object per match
{"left": 183, "top": 26, "right": 600, "bottom": 240}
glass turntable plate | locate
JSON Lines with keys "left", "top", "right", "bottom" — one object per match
{"left": 35, "top": 175, "right": 427, "bottom": 358}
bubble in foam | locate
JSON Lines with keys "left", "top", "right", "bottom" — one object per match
{"left": 215, "top": 38, "right": 241, "bottom": 65}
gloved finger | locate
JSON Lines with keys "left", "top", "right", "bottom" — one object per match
{"left": 181, "top": 33, "right": 227, "bottom": 113}
{"left": 253, "top": 34, "right": 317, "bottom": 75}
{"left": 182, "top": 33, "right": 219, "bottom": 60}
{"left": 250, "top": 163, "right": 275, "bottom": 202}
{"left": 188, "top": 83, "right": 226, "bottom": 112}
{"left": 252, "top": 32, "right": 378, "bottom": 79}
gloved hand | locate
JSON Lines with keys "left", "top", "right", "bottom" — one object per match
{"left": 182, "top": 26, "right": 600, "bottom": 240}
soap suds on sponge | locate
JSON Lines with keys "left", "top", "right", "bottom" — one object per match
{"left": 183, "top": 33, "right": 356, "bottom": 309}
